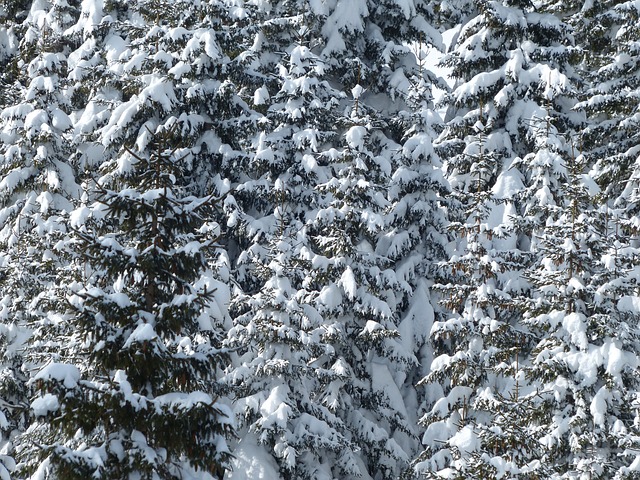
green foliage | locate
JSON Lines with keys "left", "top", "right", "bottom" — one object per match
{"left": 18, "top": 124, "right": 233, "bottom": 479}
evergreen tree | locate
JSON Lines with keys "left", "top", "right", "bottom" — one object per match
{"left": 222, "top": 1, "right": 447, "bottom": 477}
{"left": 521, "top": 147, "right": 640, "bottom": 478}
{"left": 225, "top": 33, "right": 356, "bottom": 480}
{"left": 506, "top": 1, "right": 640, "bottom": 475}
{"left": 580, "top": 0, "right": 640, "bottom": 201}
{"left": 413, "top": 0, "right": 584, "bottom": 476}
{"left": 414, "top": 116, "right": 535, "bottom": 478}
{"left": 299, "top": 95, "right": 416, "bottom": 479}
{"left": 385, "top": 38, "right": 451, "bottom": 473}
{"left": 17, "top": 124, "right": 233, "bottom": 479}
{"left": 227, "top": 223, "right": 355, "bottom": 480}
{"left": 0, "top": 1, "right": 85, "bottom": 476}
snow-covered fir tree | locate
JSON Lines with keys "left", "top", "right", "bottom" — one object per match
{"left": 299, "top": 99, "right": 416, "bottom": 479}
{"left": 222, "top": 1, "right": 448, "bottom": 478}
{"left": 384, "top": 33, "right": 452, "bottom": 474}
{"left": 580, "top": 0, "right": 640, "bottom": 202}
{"left": 415, "top": 115, "right": 534, "bottom": 478}
{"left": 0, "top": 1, "right": 86, "bottom": 476}
{"left": 17, "top": 124, "right": 234, "bottom": 479}
{"left": 227, "top": 222, "right": 356, "bottom": 480}
{"left": 224, "top": 31, "right": 354, "bottom": 479}
{"left": 413, "top": 0, "right": 588, "bottom": 476}
{"left": 519, "top": 139, "right": 640, "bottom": 477}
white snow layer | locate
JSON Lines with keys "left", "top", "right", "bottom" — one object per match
{"left": 225, "top": 436, "right": 281, "bottom": 480}
{"left": 34, "top": 363, "right": 81, "bottom": 389}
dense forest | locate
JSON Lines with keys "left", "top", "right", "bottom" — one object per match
{"left": 1, "top": 0, "right": 640, "bottom": 478}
